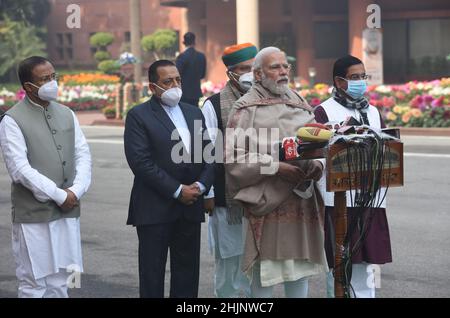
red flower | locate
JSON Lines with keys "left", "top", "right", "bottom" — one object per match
{"left": 310, "top": 97, "right": 321, "bottom": 106}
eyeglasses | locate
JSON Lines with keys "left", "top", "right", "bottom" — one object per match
{"left": 160, "top": 76, "right": 182, "bottom": 87}
{"left": 268, "top": 63, "right": 291, "bottom": 72}
{"left": 37, "top": 73, "right": 59, "bottom": 84}
{"left": 347, "top": 73, "right": 371, "bottom": 80}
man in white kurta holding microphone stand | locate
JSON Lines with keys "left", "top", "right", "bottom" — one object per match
{"left": 0, "top": 56, "right": 91, "bottom": 298}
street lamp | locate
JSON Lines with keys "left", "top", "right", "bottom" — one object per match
{"left": 308, "top": 67, "right": 316, "bottom": 88}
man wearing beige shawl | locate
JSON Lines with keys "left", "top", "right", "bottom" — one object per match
{"left": 225, "top": 47, "right": 328, "bottom": 298}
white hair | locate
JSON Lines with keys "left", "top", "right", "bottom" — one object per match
{"left": 252, "top": 47, "right": 283, "bottom": 70}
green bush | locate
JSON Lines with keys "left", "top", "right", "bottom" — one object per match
{"left": 98, "top": 60, "right": 120, "bottom": 74}
{"left": 90, "top": 32, "right": 114, "bottom": 49}
{"left": 94, "top": 51, "right": 111, "bottom": 62}
{"left": 141, "top": 29, "right": 177, "bottom": 59}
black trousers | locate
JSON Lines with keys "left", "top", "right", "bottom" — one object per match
{"left": 136, "top": 218, "right": 201, "bottom": 298}
{"left": 180, "top": 97, "right": 200, "bottom": 107}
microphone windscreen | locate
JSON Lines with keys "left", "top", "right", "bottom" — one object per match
{"left": 297, "top": 127, "right": 333, "bottom": 142}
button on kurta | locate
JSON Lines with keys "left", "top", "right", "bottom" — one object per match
{"left": 47, "top": 115, "right": 51, "bottom": 119}
{"left": 52, "top": 130, "right": 57, "bottom": 134}
{"left": 57, "top": 145, "right": 62, "bottom": 150}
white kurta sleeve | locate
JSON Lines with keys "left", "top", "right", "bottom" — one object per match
{"left": 201, "top": 99, "right": 217, "bottom": 199}
{"left": 67, "top": 111, "right": 92, "bottom": 200}
{"left": 0, "top": 115, "right": 68, "bottom": 206}
{"left": 201, "top": 99, "right": 219, "bottom": 144}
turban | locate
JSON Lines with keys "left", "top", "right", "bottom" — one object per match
{"left": 222, "top": 43, "right": 257, "bottom": 68}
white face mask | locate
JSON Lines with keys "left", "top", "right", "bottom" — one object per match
{"left": 28, "top": 80, "right": 59, "bottom": 101}
{"left": 238, "top": 72, "right": 254, "bottom": 92}
{"left": 154, "top": 84, "right": 182, "bottom": 107}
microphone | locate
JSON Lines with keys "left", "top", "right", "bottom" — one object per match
{"left": 279, "top": 125, "right": 332, "bottom": 161}
{"left": 297, "top": 126, "right": 333, "bottom": 142}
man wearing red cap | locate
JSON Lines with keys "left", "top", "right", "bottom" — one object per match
{"left": 201, "top": 43, "right": 257, "bottom": 297}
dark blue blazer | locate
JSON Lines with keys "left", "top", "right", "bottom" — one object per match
{"left": 176, "top": 47, "right": 206, "bottom": 100}
{"left": 124, "top": 96, "right": 214, "bottom": 226}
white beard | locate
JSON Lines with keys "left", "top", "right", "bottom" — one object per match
{"left": 261, "top": 73, "right": 289, "bottom": 95}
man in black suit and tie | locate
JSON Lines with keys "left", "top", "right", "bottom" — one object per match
{"left": 176, "top": 32, "right": 206, "bottom": 106}
{"left": 124, "top": 60, "right": 214, "bottom": 298}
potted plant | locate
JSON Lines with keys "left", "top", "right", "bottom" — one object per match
{"left": 102, "top": 106, "right": 116, "bottom": 119}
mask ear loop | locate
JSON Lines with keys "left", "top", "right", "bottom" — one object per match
{"left": 151, "top": 82, "right": 167, "bottom": 92}
{"left": 227, "top": 70, "right": 241, "bottom": 83}
{"left": 25, "top": 82, "right": 41, "bottom": 89}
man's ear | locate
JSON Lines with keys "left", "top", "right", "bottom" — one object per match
{"left": 253, "top": 69, "right": 262, "bottom": 82}
{"left": 23, "top": 83, "right": 34, "bottom": 94}
{"left": 334, "top": 76, "right": 347, "bottom": 91}
{"left": 148, "top": 83, "right": 157, "bottom": 95}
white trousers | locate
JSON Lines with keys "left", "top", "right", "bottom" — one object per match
{"left": 17, "top": 271, "right": 70, "bottom": 298}
{"left": 12, "top": 223, "right": 70, "bottom": 298}
{"left": 326, "top": 263, "right": 376, "bottom": 298}
{"left": 250, "top": 264, "right": 309, "bottom": 298}
{"left": 214, "top": 255, "right": 250, "bottom": 298}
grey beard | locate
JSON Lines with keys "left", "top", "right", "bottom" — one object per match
{"left": 261, "top": 75, "right": 288, "bottom": 96}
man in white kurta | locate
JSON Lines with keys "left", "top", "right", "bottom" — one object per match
{"left": 0, "top": 56, "right": 91, "bottom": 298}
{"left": 201, "top": 43, "right": 257, "bottom": 297}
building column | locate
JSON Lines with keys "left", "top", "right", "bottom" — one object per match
{"left": 348, "top": 0, "right": 372, "bottom": 59}
{"left": 236, "top": 0, "right": 259, "bottom": 47}
{"left": 186, "top": 0, "right": 206, "bottom": 52}
{"left": 292, "top": 0, "right": 314, "bottom": 83}
{"left": 129, "top": 0, "right": 142, "bottom": 83}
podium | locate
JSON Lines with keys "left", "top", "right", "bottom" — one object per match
{"left": 326, "top": 139, "right": 404, "bottom": 298}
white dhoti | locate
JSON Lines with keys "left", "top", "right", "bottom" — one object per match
{"left": 208, "top": 207, "right": 250, "bottom": 298}
{"left": 12, "top": 217, "right": 83, "bottom": 298}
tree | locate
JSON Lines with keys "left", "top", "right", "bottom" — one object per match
{"left": 0, "top": 0, "right": 50, "bottom": 26}
{"left": 98, "top": 60, "right": 120, "bottom": 75}
{"left": 0, "top": 17, "right": 46, "bottom": 79}
{"left": 141, "top": 29, "right": 178, "bottom": 60}
{"left": 90, "top": 32, "right": 115, "bottom": 50}
{"left": 90, "top": 32, "right": 116, "bottom": 73}
{"left": 0, "top": 0, "right": 50, "bottom": 82}
{"left": 94, "top": 51, "right": 111, "bottom": 62}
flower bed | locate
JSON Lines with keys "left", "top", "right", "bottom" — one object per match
{"left": 200, "top": 78, "right": 449, "bottom": 127}
{"left": 60, "top": 73, "right": 120, "bottom": 86}
{"left": 58, "top": 84, "right": 118, "bottom": 111}
{"left": 368, "top": 78, "right": 450, "bottom": 127}
{"left": 0, "top": 84, "right": 119, "bottom": 113}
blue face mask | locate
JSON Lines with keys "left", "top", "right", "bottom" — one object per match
{"left": 342, "top": 78, "right": 367, "bottom": 100}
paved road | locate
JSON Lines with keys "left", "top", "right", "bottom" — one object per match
{"left": 1, "top": 126, "right": 449, "bottom": 298}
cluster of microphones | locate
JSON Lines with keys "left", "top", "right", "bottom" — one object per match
{"left": 279, "top": 116, "right": 400, "bottom": 161}
{"left": 279, "top": 123, "right": 333, "bottom": 161}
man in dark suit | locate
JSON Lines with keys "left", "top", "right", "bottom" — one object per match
{"left": 176, "top": 32, "right": 206, "bottom": 106}
{"left": 124, "top": 60, "right": 214, "bottom": 298}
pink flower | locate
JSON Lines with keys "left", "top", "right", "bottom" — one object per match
{"left": 369, "top": 92, "right": 380, "bottom": 100}
{"left": 382, "top": 96, "right": 395, "bottom": 108}
{"left": 369, "top": 99, "right": 379, "bottom": 107}
{"left": 432, "top": 96, "right": 444, "bottom": 108}
{"left": 16, "top": 89, "right": 26, "bottom": 100}
{"left": 409, "top": 96, "right": 421, "bottom": 108}
{"left": 424, "top": 95, "right": 434, "bottom": 104}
